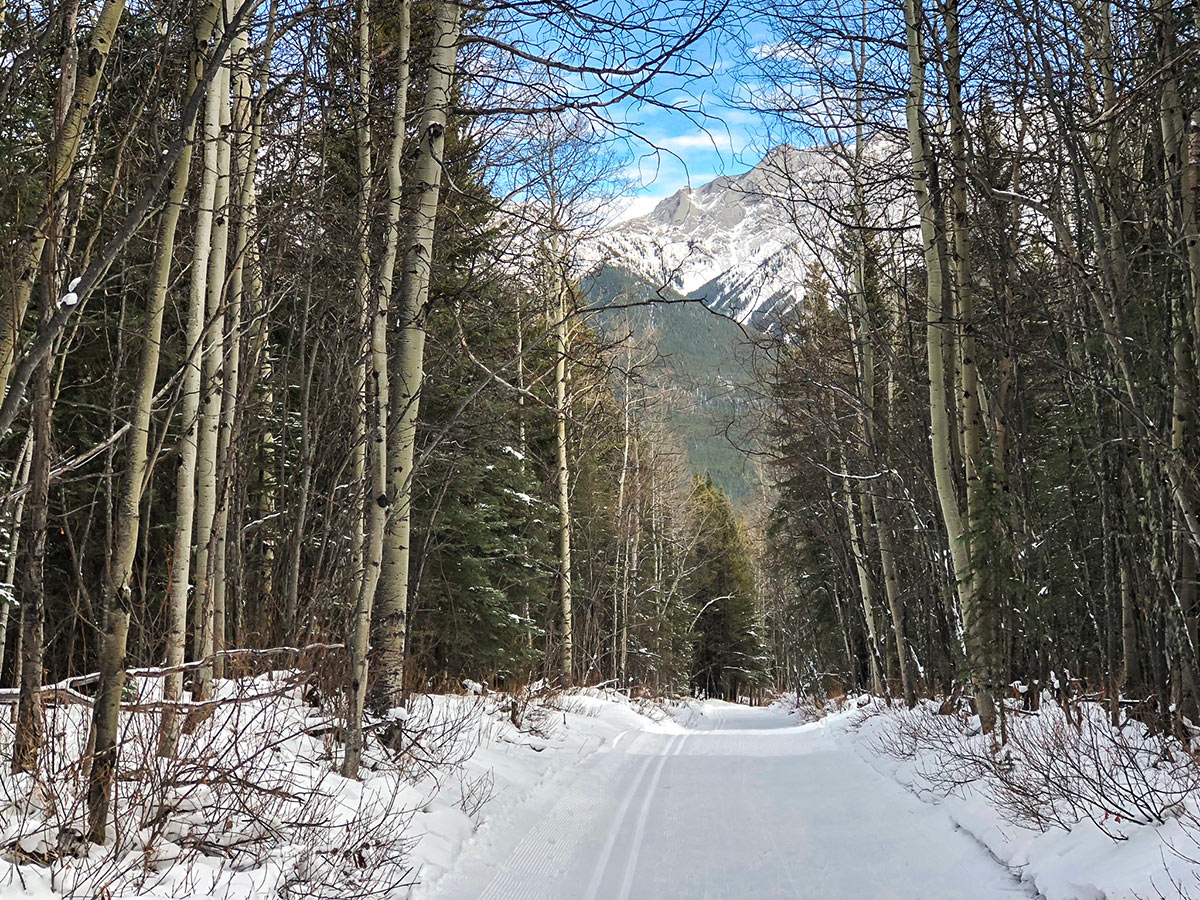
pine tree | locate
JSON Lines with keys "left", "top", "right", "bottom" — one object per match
{"left": 687, "top": 476, "right": 767, "bottom": 701}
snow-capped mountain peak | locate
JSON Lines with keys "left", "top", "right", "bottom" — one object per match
{"left": 584, "top": 146, "right": 836, "bottom": 328}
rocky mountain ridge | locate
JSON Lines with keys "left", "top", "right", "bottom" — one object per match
{"left": 583, "top": 145, "right": 841, "bottom": 330}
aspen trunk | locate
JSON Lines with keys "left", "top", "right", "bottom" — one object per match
{"left": 193, "top": 52, "right": 233, "bottom": 703}
{"left": 244, "top": 0, "right": 278, "bottom": 637}
{"left": 612, "top": 340, "right": 631, "bottom": 681}
{"left": 515, "top": 294, "right": 533, "bottom": 650}
{"left": 554, "top": 259, "right": 575, "bottom": 685}
{"left": 373, "top": 0, "right": 461, "bottom": 713}
{"left": 622, "top": 437, "right": 641, "bottom": 683}
{"left": 162, "top": 4, "right": 227, "bottom": 753}
{"left": 944, "top": 0, "right": 995, "bottom": 731}
{"left": 344, "top": 0, "right": 409, "bottom": 779}
{"left": 345, "top": 0, "right": 378, "bottom": 774}
{"left": 842, "top": 466, "right": 883, "bottom": 695}
{"left": 98, "top": 0, "right": 221, "bottom": 770}
{"left": 904, "top": 0, "right": 990, "bottom": 728}
{"left": 0, "top": 0, "right": 126, "bottom": 404}
{"left": 213, "top": 19, "right": 261, "bottom": 677}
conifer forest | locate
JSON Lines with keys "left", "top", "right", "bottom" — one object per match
{"left": 4, "top": 0, "right": 1200, "bottom": 897}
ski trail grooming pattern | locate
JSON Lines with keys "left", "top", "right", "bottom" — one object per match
{"left": 581, "top": 733, "right": 681, "bottom": 900}
{"left": 614, "top": 732, "right": 688, "bottom": 900}
{"left": 473, "top": 751, "right": 623, "bottom": 900}
{"left": 579, "top": 748, "right": 660, "bottom": 900}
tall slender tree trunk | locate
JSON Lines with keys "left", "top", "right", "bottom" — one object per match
{"left": 373, "top": 0, "right": 462, "bottom": 713}
{"left": 622, "top": 436, "right": 641, "bottom": 683}
{"left": 904, "top": 0, "right": 991, "bottom": 729}
{"left": 13, "top": 283, "right": 52, "bottom": 775}
{"left": 841, "top": 463, "right": 883, "bottom": 695}
{"left": 18, "top": 16, "right": 76, "bottom": 774}
{"left": 345, "top": 0, "right": 376, "bottom": 775}
{"left": 612, "top": 340, "right": 631, "bottom": 682}
{"left": 515, "top": 293, "right": 533, "bottom": 651}
{"left": 162, "top": 2, "right": 227, "bottom": 753}
{"left": 106, "top": 0, "right": 222, "bottom": 762}
{"left": 943, "top": 0, "right": 996, "bottom": 732}
{"left": 213, "top": 15, "right": 265, "bottom": 676}
{"left": 193, "top": 51, "right": 233, "bottom": 702}
{"left": 284, "top": 309, "right": 316, "bottom": 638}
{"left": 344, "top": 0, "right": 410, "bottom": 779}
{"left": 0, "top": 433, "right": 34, "bottom": 681}
{"left": 553, "top": 255, "right": 575, "bottom": 685}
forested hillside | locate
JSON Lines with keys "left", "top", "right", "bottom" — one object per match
{"left": 583, "top": 264, "right": 762, "bottom": 506}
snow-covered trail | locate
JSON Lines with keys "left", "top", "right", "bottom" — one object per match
{"left": 417, "top": 702, "right": 1036, "bottom": 900}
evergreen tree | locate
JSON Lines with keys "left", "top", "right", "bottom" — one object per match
{"left": 687, "top": 476, "right": 767, "bottom": 701}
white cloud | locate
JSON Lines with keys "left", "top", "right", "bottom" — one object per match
{"left": 606, "top": 192, "right": 671, "bottom": 225}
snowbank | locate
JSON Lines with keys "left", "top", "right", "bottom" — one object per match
{"left": 0, "top": 678, "right": 680, "bottom": 899}
{"left": 827, "top": 696, "right": 1200, "bottom": 900}
{"left": 408, "top": 686, "right": 685, "bottom": 896}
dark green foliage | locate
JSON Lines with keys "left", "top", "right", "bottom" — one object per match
{"left": 687, "top": 475, "right": 767, "bottom": 700}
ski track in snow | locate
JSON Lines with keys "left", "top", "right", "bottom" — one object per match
{"left": 417, "top": 702, "right": 1038, "bottom": 900}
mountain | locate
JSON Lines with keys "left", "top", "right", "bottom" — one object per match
{"left": 582, "top": 266, "right": 763, "bottom": 507}
{"left": 576, "top": 146, "right": 848, "bottom": 506}
{"left": 583, "top": 146, "right": 841, "bottom": 331}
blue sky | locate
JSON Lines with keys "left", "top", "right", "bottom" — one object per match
{"left": 605, "top": 7, "right": 777, "bottom": 222}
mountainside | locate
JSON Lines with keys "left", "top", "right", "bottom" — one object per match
{"left": 583, "top": 266, "right": 762, "bottom": 506}
{"left": 577, "top": 147, "right": 847, "bottom": 505}
{"left": 584, "top": 146, "right": 840, "bottom": 331}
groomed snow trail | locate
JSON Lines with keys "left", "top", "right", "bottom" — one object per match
{"left": 419, "top": 702, "right": 1036, "bottom": 900}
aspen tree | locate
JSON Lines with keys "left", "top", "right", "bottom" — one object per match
{"left": 554, "top": 249, "right": 575, "bottom": 684}
{"left": 0, "top": 0, "right": 126, "bottom": 405}
{"left": 193, "top": 49, "right": 234, "bottom": 703}
{"left": 211, "top": 18, "right": 259, "bottom": 676}
{"left": 840, "top": 449, "right": 884, "bottom": 695}
{"left": 345, "top": 0, "right": 377, "bottom": 771}
{"left": 612, "top": 333, "right": 634, "bottom": 682}
{"left": 943, "top": 0, "right": 996, "bottom": 732}
{"left": 847, "top": 19, "right": 916, "bottom": 706}
{"left": 344, "top": 0, "right": 410, "bottom": 779}
{"left": 622, "top": 435, "right": 641, "bottom": 682}
{"left": 374, "top": 0, "right": 462, "bottom": 713}
{"left": 1158, "top": 0, "right": 1200, "bottom": 713}
{"left": 162, "top": 1, "right": 228, "bottom": 752}
{"left": 903, "top": 0, "right": 993, "bottom": 728}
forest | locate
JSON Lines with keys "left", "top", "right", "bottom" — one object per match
{"left": 4, "top": 0, "right": 1200, "bottom": 896}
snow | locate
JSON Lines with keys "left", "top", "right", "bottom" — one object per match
{"left": 581, "top": 142, "right": 914, "bottom": 327}
{"left": 418, "top": 699, "right": 1034, "bottom": 900}
{"left": 2, "top": 683, "right": 1195, "bottom": 899}
{"left": 840, "top": 697, "right": 1200, "bottom": 900}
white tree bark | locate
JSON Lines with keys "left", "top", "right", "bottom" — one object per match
{"left": 553, "top": 244, "right": 575, "bottom": 685}
{"left": 193, "top": 51, "right": 233, "bottom": 703}
{"left": 162, "top": 2, "right": 227, "bottom": 752}
{"left": 373, "top": 0, "right": 462, "bottom": 713}
{"left": 344, "top": 0, "right": 410, "bottom": 779}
